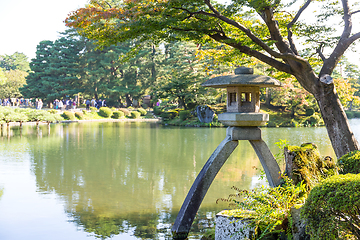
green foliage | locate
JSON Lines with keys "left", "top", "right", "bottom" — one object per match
{"left": 161, "top": 110, "right": 178, "bottom": 120}
{"left": 119, "top": 108, "right": 130, "bottom": 116}
{"left": 302, "top": 114, "right": 322, "bottom": 127}
{"left": 219, "top": 176, "right": 306, "bottom": 239}
{"left": 90, "top": 107, "right": 98, "bottom": 112}
{"left": 112, "top": 111, "right": 124, "bottom": 119}
{"left": 98, "top": 107, "right": 113, "bottom": 118}
{"left": 47, "top": 109, "right": 57, "bottom": 114}
{"left": 179, "top": 110, "right": 192, "bottom": 121}
{"left": 137, "top": 108, "right": 147, "bottom": 116}
{"left": 305, "top": 108, "right": 315, "bottom": 116}
{"left": 75, "top": 112, "right": 84, "bottom": 120}
{"left": 337, "top": 150, "right": 360, "bottom": 174}
{"left": 153, "top": 106, "right": 163, "bottom": 115}
{"left": 130, "top": 111, "right": 141, "bottom": 119}
{"left": 302, "top": 174, "right": 360, "bottom": 239}
{"left": 61, "top": 111, "right": 76, "bottom": 120}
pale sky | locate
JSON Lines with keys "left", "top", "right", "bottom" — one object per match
{"left": 0, "top": 0, "right": 359, "bottom": 68}
{"left": 0, "top": 0, "right": 89, "bottom": 60}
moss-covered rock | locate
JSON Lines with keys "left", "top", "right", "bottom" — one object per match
{"left": 284, "top": 143, "right": 337, "bottom": 191}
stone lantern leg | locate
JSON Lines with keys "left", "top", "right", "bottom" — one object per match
{"left": 172, "top": 67, "right": 283, "bottom": 239}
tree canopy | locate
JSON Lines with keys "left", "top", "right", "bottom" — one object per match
{"left": 66, "top": 0, "right": 360, "bottom": 158}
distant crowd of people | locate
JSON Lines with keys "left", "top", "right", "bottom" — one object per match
{"left": 85, "top": 98, "right": 107, "bottom": 110}
{"left": 0, "top": 97, "right": 108, "bottom": 111}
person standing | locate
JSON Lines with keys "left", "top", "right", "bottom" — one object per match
{"left": 86, "top": 99, "right": 90, "bottom": 110}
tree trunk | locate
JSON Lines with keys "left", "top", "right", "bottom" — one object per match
{"left": 315, "top": 85, "right": 359, "bottom": 158}
{"left": 265, "top": 88, "right": 272, "bottom": 107}
{"left": 125, "top": 94, "right": 133, "bottom": 107}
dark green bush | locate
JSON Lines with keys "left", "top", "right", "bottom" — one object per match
{"left": 137, "top": 108, "right": 147, "bottom": 116}
{"left": 302, "top": 174, "right": 360, "bottom": 239}
{"left": 354, "top": 111, "right": 360, "bottom": 118}
{"left": 305, "top": 108, "right": 315, "bottom": 116}
{"left": 141, "top": 103, "right": 148, "bottom": 109}
{"left": 303, "top": 114, "right": 321, "bottom": 126}
{"left": 98, "top": 107, "right": 113, "bottom": 118}
{"left": 75, "top": 112, "right": 84, "bottom": 120}
{"left": 130, "top": 111, "right": 141, "bottom": 119}
{"left": 161, "top": 110, "right": 178, "bottom": 120}
{"left": 119, "top": 108, "right": 130, "bottom": 116}
{"left": 345, "top": 110, "right": 355, "bottom": 119}
{"left": 153, "top": 106, "right": 163, "bottom": 115}
{"left": 337, "top": 150, "right": 360, "bottom": 174}
{"left": 90, "top": 107, "right": 98, "bottom": 112}
{"left": 179, "top": 110, "right": 191, "bottom": 121}
{"left": 112, "top": 111, "right": 124, "bottom": 119}
{"left": 61, "top": 111, "right": 76, "bottom": 120}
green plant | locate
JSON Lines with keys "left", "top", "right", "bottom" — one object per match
{"left": 218, "top": 176, "right": 307, "bottom": 240}
{"left": 161, "top": 110, "right": 178, "bottom": 120}
{"left": 302, "top": 114, "right": 321, "bottom": 126}
{"left": 153, "top": 106, "right": 163, "bottom": 115}
{"left": 82, "top": 109, "right": 87, "bottom": 114}
{"left": 305, "top": 108, "right": 315, "bottom": 116}
{"left": 179, "top": 110, "right": 191, "bottom": 121}
{"left": 75, "top": 112, "right": 84, "bottom": 120}
{"left": 345, "top": 111, "right": 355, "bottom": 119}
{"left": 337, "top": 150, "right": 360, "bottom": 174}
{"left": 137, "top": 108, "right": 147, "bottom": 116}
{"left": 61, "top": 111, "right": 76, "bottom": 120}
{"left": 112, "top": 111, "right": 124, "bottom": 119}
{"left": 47, "top": 109, "right": 57, "bottom": 114}
{"left": 130, "top": 111, "right": 141, "bottom": 119}
{"left": 98, "top": 107, "right": 113, "bottom": 118}
{"left": 302, "top": 174, "right": 360, "bottom": 239}
{"left": 119, "top": 108, "right": 130, "bottom": 116}
{"left": 90, "top": 107, "right": 98, "bottom": 112}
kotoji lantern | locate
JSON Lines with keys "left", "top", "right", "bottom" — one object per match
{"left": 172, "top": 67, "right": 283, "bottom": 240}
{"left": 202, "top": 67, "right": 282, "bottom": 126}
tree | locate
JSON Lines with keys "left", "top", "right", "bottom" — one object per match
{"left": 154, "top": 41, "right": 216, "bottom": 109}
{"left": 66, "top": 0, "right": 360, "bottom": 157}
{"left": 0, "top": 70, "right": 28, "bottom": 99}
{"left": 0, "top": 52, "right": 30, "bottom": 72}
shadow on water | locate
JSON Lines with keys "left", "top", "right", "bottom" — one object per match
{"left": 0, "top": 121, "right": 341, "bottom": 239}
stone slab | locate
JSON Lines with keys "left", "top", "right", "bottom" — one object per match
{"left": 215, "top": 211, "right": 254, "bottom": 240}
{"left": 226, "top": 126, "right": 261, "bottom": 140}
{"left": 218, "top": 112, "right": 269, "bottom": 126}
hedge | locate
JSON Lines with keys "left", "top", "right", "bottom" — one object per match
{"left": 98, "top": 107, "right": 113, "bottom": 118}
{"left": 112, "top": 111, "right": 124, "bottom": 119}
{"left": 337, "top": 150, "right": 360, "bottom": 174}
{"left": 130, "top": 111, "right": 141, "bottom": 119}
{"left": 61, "top": 111, "right": 76, "bottom": 120}
{"left": 302, "top": 174, "right": 360, "bottom": 239}
{"left": 137, "top": 108, "right": 147, "bottom": 116}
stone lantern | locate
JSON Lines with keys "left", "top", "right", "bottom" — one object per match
{"left": 172, "top": 67, "right": 283, "bottom": 240}
{"left": 202, "top": 67, "right": 281, "bottom": 126}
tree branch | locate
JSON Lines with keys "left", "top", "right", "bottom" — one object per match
{"left": 287, "top": 0, "right": 313, "bottom": 54}
{"left": 350, "top": 10, "right": 360, "bottom": 15}
{"left": 319, "top": 0, "right": 356, "bottom": 76}
{"left": 316, "top": 43, "right": 327, "bottom": 61}
{"left": 208, "top": 33, "right": 294, "bottom": 75}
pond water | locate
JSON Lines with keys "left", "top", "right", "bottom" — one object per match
{"left": 1, "top": 119, "right": 359, "bottom": 240}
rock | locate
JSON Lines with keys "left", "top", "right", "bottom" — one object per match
{"left": 196, "top": 105, "right": 215, "bottom": 123}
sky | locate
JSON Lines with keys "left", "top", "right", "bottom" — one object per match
{"left": 0, "top": 0, "right": 89, "bottom": 60}
{"left": 0, "top": 0, "right": 359, "bottom": 67}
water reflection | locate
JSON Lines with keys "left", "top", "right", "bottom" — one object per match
{"left": 0, "top": 122, "right": 340, "bottom": 239}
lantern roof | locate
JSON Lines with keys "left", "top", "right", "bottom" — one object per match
{"left": 202, "top": 67, "right": 282, "bottom": 88}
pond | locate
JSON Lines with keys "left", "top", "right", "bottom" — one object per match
{"left": 1, "top": 120, "right": 359, "bottom": 240}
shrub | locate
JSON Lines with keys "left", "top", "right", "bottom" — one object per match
{"left": 47, "top": 109, "right": 57, "bottom": 114}
{"left": 337, "top": 150, "right": 360, "bottom": 174}
{"left": 75, "top": 112, "right": 84, "bottom": 120}
{"left": 354, "top": 111, "right": 360, "bottom": 118}
{"left": 90, "top": 107, "right": 98, "bottom": 112}
{"left": 161, "top": 110, "right": 178, "bottom": 120}
{"left": 179, "top": 110, "right": 191, "bottom": 121}
{"left": 345, "top": 111, "right": 355, "bottom": 119}
{"left": 302, "top": 174, "right": 360, "bottom": 239}
{"left": 61, "top": 111, "right": 76, "bottom": 120}
{"left": 98, "top": 107, "right": 113, "bottom": 118}
{"left": 119, "top": 108, "right": 130, "bottom": 116}
{"left": 302, "top": 114, "right": 321, "bottom": 126}
{"left": 153, "top": 106, "right": 163, "bottom": 115}
{"left": 137, "top": 108, "right": 147, "bottom": 116}
{"left": 112, "top": 111, "right": 124, "bottom": 119}
{"left": 305, "top": 108, "right": 315, "bottom": 116}
{"left": 82, "top": 110, "right": 87, "bottom": 114}
{"left": 141, "top": 103, "right": 148, "bottom": 109}
{"left": 130, "top": 111, "right": 141, "bottom": 119}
